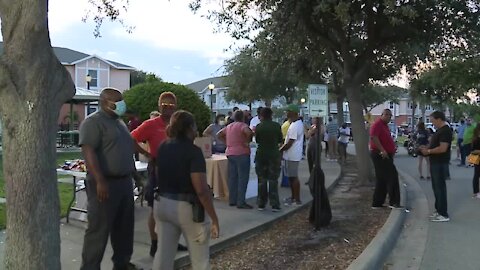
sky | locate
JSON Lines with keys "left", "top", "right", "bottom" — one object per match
{"left": 2, "top": 0, "right": 409, "bottom": 88}
{"left": 45, "top": 0, "right": 242, "bottom": 85}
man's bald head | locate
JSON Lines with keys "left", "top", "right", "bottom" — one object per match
{"left": 100, "top": 88, "right": 122, "bottom": 102}
{"left": 381, "top": 109, "right": 392, "bottom": 123}
{"left": 100, "top": 87, "right": 123, "bottom": 116}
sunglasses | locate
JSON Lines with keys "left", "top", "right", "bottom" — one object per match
{"left": 160, "top": 102, "right": 176, "bottom": 107}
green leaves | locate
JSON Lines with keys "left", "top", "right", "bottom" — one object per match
{"left": 411, "top": 57, "right": 480, "bottom": 105}
{"left": 224, "top": 44, "right": 297, "bottom": 105}
{"left": 123, "top": 81, "right": 211, "bottom": 132}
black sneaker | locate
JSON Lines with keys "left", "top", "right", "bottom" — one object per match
{"left": 149, "top": 240, "right": 157, "bottom": 257}
{"left": 113, "top": 262, "right": 141, "bottom": 270}
{"left": 388, "top": 204, "right": 404, "bottom": 209}
{"left": 237, "top": 203, "right": 253, "bottom": 209}
{"left": 177, "top": 244, "right": 188, "bottom": 251}
{"left": 272, "top": 206, "right": 281, "bottom": 212}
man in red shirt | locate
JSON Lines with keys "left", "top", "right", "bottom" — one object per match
{"left": 370, "top": 109, "right": 401, "bottom": 209}
{"left": 131, "top": 92, "right": 187, "bottom": 256}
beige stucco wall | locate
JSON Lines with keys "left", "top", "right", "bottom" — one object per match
{"left": 109, "top": 69, "right": 130, "bottom": 92}
{"left": 65, "top": 66, "right": 75, "bottom": 82}
{"left": 75, "top": 57, "right": 110, "bottom": 90}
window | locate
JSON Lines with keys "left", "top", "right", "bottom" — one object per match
{"left": 425, "top": 104, "right": 432, "bottom": 110}
{"left": 86, "top": 104, "right": 98, "bottom": 116}
{"left": 87, "top": 69, "right": 98, "bottom": 88}
{"left": 211, "top": 94, "right": 217, "bottom": 103}
{"left": 389, "top": 102, "right": 394, "bottom": 109}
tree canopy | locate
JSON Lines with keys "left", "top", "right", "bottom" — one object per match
{"left": 123, "top": 81, "right": 211, "bottom": 132}
{"left": 130, "top": 70, "right": 162, "bottom": 87}
{"left": 190, "top": 0, "right": 480, "bottom": 184}
{"left": 411, "top": 57, "right": 480, "bottom": 104}
{"left": 223, "top": 42, "right": 297, "bottom": 106}
{"left": 361, "top": 85, "right": 406, "bottom": 113}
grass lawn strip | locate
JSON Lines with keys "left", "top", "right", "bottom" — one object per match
{"left": 0, "top": 152, "right": 82, "bottom": 229}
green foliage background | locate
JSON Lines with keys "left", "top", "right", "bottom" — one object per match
{"left": 123, "top": 81, "right": 211, "bottom": 132}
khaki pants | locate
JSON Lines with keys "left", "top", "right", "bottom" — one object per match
{"left": 328, "top": 136, "right": 338, "bottom": 159}
{"left": 153, "top": 197, "right": 211, "bottom": 270}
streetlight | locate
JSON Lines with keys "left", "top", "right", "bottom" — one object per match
{"left": 86, "top": 74, "right": 92, "bottom": 90}
{"left": 208, "top": 82, "right": 215, "bottom": 122}
{"left": 300, "top": 98, "right": 306, "bottom": 117}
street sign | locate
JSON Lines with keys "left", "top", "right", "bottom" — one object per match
{"left": 308, "top": 84, "right": 328, "bottom": 117}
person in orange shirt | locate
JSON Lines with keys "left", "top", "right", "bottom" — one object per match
{"left": 131, "top": 92, "right": 187, "bottom": 256}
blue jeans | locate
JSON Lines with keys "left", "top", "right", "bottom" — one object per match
{"left": 227, "top": 155, "right": 251, "bottom": 206}
{"left": 461, "top": 143, "right": 471, "bottom": 165}
{"left": 430, "top": 162, "right": 449, "bottom": 217}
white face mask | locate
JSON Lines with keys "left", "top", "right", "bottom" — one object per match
{"left": 218, "top": 120, "right": 226, "bottom": 126}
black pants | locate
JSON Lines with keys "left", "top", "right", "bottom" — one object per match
{"left": 371, "top": 152, "right": 400, "bottom": 207}
{"left": 307, "top": 142, "right": 322, "bottom": 173}
{"left": 430, "top": 162, "right": 449, "bottom": 217}
{"left": 462, "top": 143, "right": 472, "bottom": 165}
{"left": 81, "top": 177, "right": 134, "bottom": 270}
{"left": 474, "top": 164, "right": 480, "bottom": 194}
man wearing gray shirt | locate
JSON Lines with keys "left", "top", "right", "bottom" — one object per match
{"left": 326, "top": 117, "right": 339, "bottom": 161}
{"left": 79, "top": 88, "right": 138, "bottom": 270}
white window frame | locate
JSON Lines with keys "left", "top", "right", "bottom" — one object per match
{"left": 87, "top": 69, "right": 100, "bottom": 89}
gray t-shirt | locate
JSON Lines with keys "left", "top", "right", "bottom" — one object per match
{"left": 211, "top": 124, "right": 226, "bottom": 148}
{"left": 326, "top": 122, "right": 339, "bottom": 137}
{"left": 79, "top": 109, "right": 135, "bottom": 178}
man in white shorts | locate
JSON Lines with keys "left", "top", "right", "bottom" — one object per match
{"left": 280, "top": 104, "right": 304, "bottom": 206}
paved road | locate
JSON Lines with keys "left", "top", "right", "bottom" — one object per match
{"left": 385, "top": 146, "right": 480, "bottom": 270}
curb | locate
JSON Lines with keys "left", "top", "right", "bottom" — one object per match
{"left": 174, "top": 163, "right": 344, "bottom": 269}
{"left": 346, "top": 172, "right": 408, "bottom": 270}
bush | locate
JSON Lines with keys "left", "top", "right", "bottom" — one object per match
{"left": 123, "top": 81, "right": 211, "bottom": 132}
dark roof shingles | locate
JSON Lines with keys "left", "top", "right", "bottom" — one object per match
{"left": 0, "top": 42, "right": 132, "bottom": 69}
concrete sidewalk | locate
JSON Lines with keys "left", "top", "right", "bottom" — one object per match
{"left": 66, "top": 154, "right": 340, "bottom": 269}
{"left": 0, "top": 153, "right": 341, "bottom": 269}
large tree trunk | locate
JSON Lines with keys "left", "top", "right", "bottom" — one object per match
{"left": 411, "top": 102, "right": 417, "bottom": 130}
{"left": 421, "top": 104, "right": 426, "bottom": 123}
{"left": 345, "top": 80, "right": 375, "bottom": 185}
{"left": 336, "top": 95, "right": 345, "bottom": 125}
{"left": 0, "top": 1, "right": 75, "bottom": 269}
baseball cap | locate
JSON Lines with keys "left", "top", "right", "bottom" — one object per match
{"left": 285, "top": 104, "right": 300, "bottom": 113}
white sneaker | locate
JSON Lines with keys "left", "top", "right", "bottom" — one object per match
{"left": 283, "top": 197, "right": 293, "bottom": 206}
{"left": 476, "top": 194, "right": 480, "bottom": 199}
{"left": 429, "top": 212, "right": 439, "bottom": 218}
{"left": 431, "top": 215, "right": 450, "bottom": 222}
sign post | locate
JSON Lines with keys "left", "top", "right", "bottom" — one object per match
{"left": 308, "top": 84, "right": 328, "bottom": 118}
{"left": 307, "top": 83, "right": 332, "bottom": 229}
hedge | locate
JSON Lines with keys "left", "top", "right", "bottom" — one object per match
{"left": 123, "top": 81, "right": 211, "bottom": 132}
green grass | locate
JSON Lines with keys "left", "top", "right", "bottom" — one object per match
{"left": 396, "top": 135, "right": 407, "bottom": 146}
{"left": 0, "top": 151, "right": 82, "bottom": 229}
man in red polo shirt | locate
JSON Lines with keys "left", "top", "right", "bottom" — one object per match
{"left": 370, "top": 109, "right": 401, "bottom": 209}
{"left": 131, "top": 92, "right": 187, "bottom": 256}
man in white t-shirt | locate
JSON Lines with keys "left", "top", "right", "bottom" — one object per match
{"left": 249, "top": 107, "right": 263, "bottom": 132}
{"left": 338, "top": 122, "right": 351, "bottom": 164}
{"left": 280, "top": 104, "right": 304, "bottom": 206}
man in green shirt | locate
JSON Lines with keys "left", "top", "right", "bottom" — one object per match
{"left": 462, "top": 119, "right": 476, "bottom": 167}
{"left": 255, "top": 107, "right": 284, "bottom": 211}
